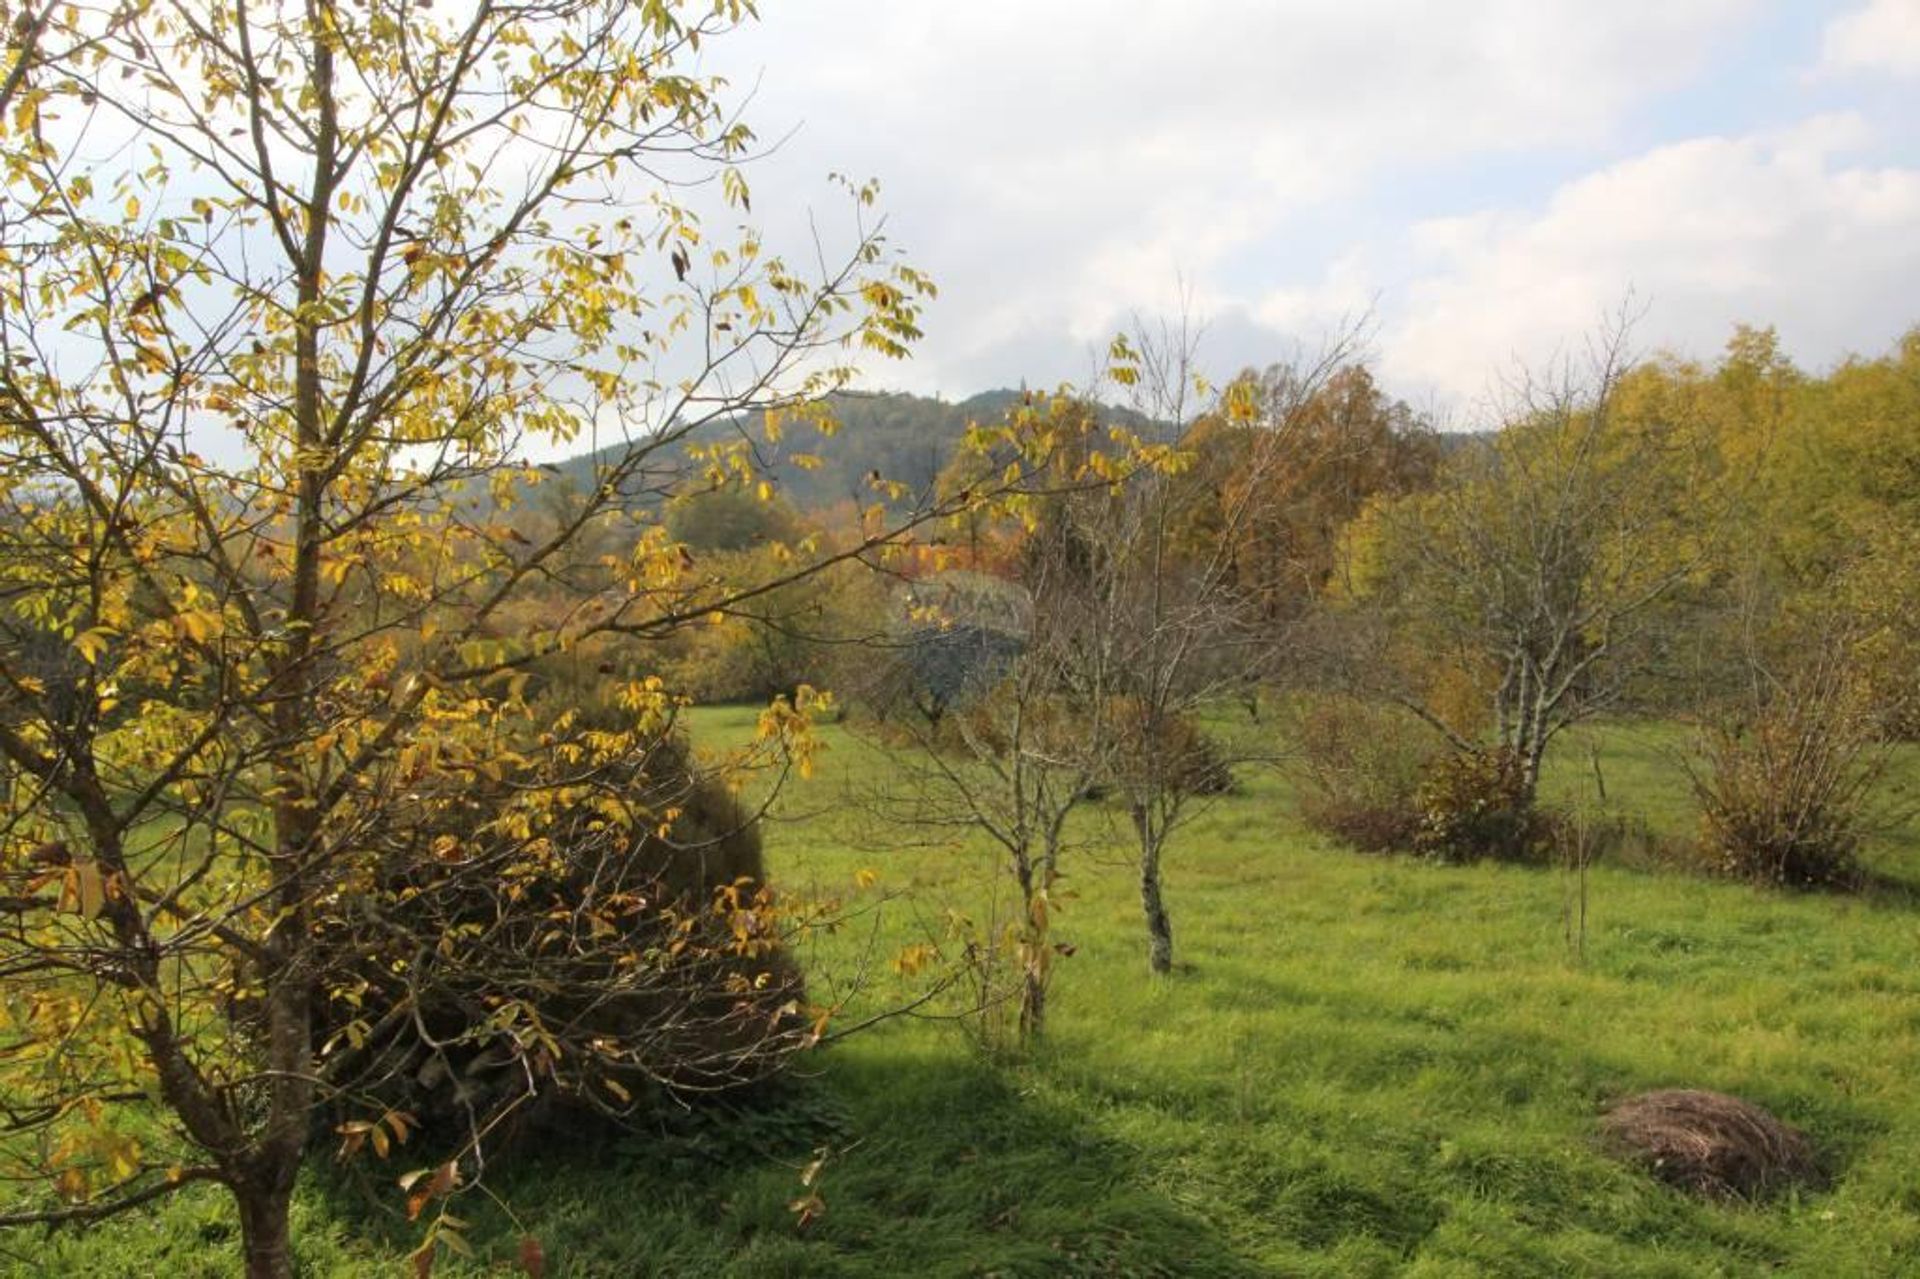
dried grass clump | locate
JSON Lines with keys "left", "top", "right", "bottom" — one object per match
{"left": 1600, "top": 1089, "right": 1818, "bottom": 1200}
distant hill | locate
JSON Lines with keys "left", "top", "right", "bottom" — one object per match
{"left": 547, "top": 388, "right": 1158, "bottom": 514}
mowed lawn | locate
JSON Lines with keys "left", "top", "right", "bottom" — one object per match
{"left": 25, "top": 711, "right": 1920, "bottom": 1277}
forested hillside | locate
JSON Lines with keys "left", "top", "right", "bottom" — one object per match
{"left": 547, "top": 388, "right": 1158, "bottom": 514}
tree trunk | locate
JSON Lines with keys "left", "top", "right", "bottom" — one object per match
{"left": 1138, "top": 853, "right": 1173, "bottom": 975}
{"left": 1140, "top": 867, "right": 1173, "bottom": 974}
{"left": 235, "top": 1178, "right": 297, "bottom": 1279}
{"left": 1012, "top": 850, "right": 1048, "bottom": 1038}
{"left": 1131, "top": 804, "right": 1174, "bottom": 974}
{"left": 1020, "top": 967, "right": 1046, "bottom": 1039}
{"left": 1520, "top": 738, "right": 1546, "bottom": 807}
{"left": 1128, "top": 798, "right": 1175, "bottom": 975}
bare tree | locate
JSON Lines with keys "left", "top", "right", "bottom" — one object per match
{"left": 1082, "top": 318, "right": 1367, "bottom": 974}
{"left": 848, "top": 424, "right": 1120, "bottom": 1039}
{"left": 1346, "top": 318, "right": 1715, "bottom": 804}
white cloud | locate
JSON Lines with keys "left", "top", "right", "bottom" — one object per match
{"left": 1819, "top": 0, "right": 1920, "bottom": 77}
{"left": 707, "top": 0, "right": 1756, "bottom": 393}
{"left": 1256, "top": 252, "right": 1382, "bottom": 335}
{"left": 1380, "top": 114, "right": 1920, "bottom": 408}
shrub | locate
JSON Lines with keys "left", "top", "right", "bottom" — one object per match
{"left": 1689, "top": 652, "right": 1883, "bottom": 889}
{"left": 1179, "top": 725, "right": 1236, "bottom": 796}
{"left": 1284, "top": 692, "right": 1435, "bottom": 851}
{"left": 285, "top": 694, "right": 808, "bottom": 1150}
{"left": 1413, "top": 746, "right": 1557, "bottom": 865}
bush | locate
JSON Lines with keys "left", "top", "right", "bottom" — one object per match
{"left": 1413, "top": 747, "right": 1557, "bottom": 865}
{"left": 1284, "top": 693, "right": 1436, "bottom": 851}
{"left": 284, "top": 692, "right": 808, "bottom": 1150}
{"left": 1178, "top": 725, "right": 1236, "bottom": 796}
{"left": 1689, "top": 653, "right": 1883, "bottom": 889}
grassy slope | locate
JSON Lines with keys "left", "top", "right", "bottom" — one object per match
{"left": 23, "top": 714, "right": 1920, "bottom": 1277}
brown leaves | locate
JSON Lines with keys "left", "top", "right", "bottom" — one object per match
{"left": 787, "top": 1190, "right": 825, "bottom": 1230}
{"left": 787, "top": 1147, "right": 830, "bottom": 1229}
{"left": 402, "top": 1167, "right": 477, "bottom": 1278}
{"left": 400, "top": 1159, "right": 458, "bottom": 1221}
{"left": 336, "top": 1110, "right": 414, "bottom": 1162}
{"left": 55, "top": 857, "right": 107, "bottom": 917}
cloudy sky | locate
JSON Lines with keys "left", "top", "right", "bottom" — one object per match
{"left": 700, "top": 0, "right": 1920, "bottom": 415}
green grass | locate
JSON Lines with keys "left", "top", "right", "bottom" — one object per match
{"left": 18, "top": 712, "right": 1920, "bottom": 1276}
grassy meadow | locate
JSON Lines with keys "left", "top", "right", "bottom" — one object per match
{"left": 22, "top": 709, "right": 1920, "bottom": 1277}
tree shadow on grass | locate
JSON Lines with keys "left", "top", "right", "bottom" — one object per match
{"left": 312, "top": 1050, "right": 1267, "bottom": 1278}
{"left": 1848, "top": 867, "right": 1920, "bottom": 908}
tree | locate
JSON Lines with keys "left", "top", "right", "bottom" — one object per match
{"left": 911, "top": 322, "right": 1373, "bottom": 980}
{"left": 1831, "top": 518, "right": 1920, "bottom": 738}
{"left": 848, "top": 395, "right": 1129, "bottom": 1039}
{"left": 1076, "top": 320, "right": 1377, "bottom": 974}
{"left": 1184, "top": 361, "right": 1438, "bottom": 637}
{"left": 0, "top": 2, "right": 1031, "bottom": 1272}
{"left": 666, "top": 483, "right": 803, "bottom": 552}
{"left": 1570, "top": 324, "right": 1920, "bottom": 742}
{"left": 667, "top": 544, "right": 887, "bottom": 703}
{"left": 1346, "top": 321, "right": 1713, "bottom": 805}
